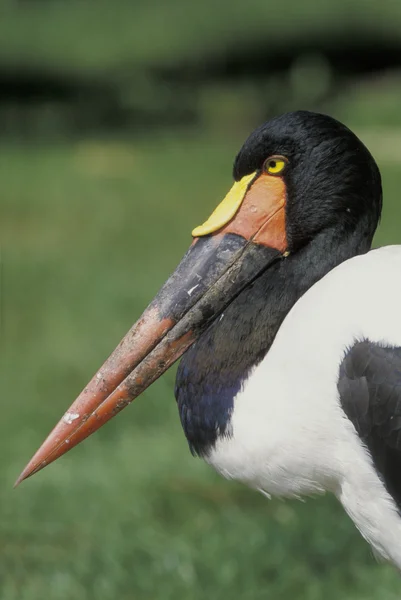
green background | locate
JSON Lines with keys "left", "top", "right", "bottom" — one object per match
{"left": 2, "top": 2, "right": 401, "bottom": 598}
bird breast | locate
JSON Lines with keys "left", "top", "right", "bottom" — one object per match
{"left": 205, "top": 246, "right": 401, "bottom": 498}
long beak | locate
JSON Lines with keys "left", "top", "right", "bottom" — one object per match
{"left": 16, "top": 171, "right": 288, "bottom": 485}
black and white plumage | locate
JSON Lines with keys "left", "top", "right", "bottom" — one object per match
{"left": 206, "top": 246, "right": 401, "bottom": 568}
{"left": 18, "top": 111, "right": 401, "bottom": 571}
{"left": 339, "top": 341, "right": 401, "bottom": 508}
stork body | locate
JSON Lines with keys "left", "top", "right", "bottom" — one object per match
{"left": 206, "top": 246, "right": 401, "bottom": 567}
{"left": 18, "top": 111, "right": 401, "bottom": 570}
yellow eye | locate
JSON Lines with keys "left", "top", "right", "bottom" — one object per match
{"left": 264, "top": 156, "right": 287, "bottom": 175}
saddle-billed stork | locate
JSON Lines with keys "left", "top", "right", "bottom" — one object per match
{"left": 17, "top": 111, "right": 401, "bottom": 569}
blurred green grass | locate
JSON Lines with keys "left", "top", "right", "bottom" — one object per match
{"left": 2, "top": 0, "right": 401, "bottom": 73}
{"left": 3, "top": 112, "right": 401, "bottom": 599}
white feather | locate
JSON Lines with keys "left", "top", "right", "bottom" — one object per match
{"left": 206, "top": 246, "right": 401, "bottom": 568}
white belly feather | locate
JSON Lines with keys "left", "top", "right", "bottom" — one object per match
{"left": 206, "top": 245, "right": 401, "bottom": 567}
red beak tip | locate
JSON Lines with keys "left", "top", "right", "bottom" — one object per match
{"left": 14, "top": 469, "right": 30, "bottom": 488}
{"left": 14, "top": 458, "right": 45, "bottom": 488}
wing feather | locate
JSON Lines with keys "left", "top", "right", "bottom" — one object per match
{"left": 339, "top": 340, "right": 401, "bottom": 507}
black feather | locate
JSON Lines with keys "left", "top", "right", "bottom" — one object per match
{"left": 339, "top": 340, "right": 401, "bottom": 507}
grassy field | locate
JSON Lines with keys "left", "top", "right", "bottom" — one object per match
{"left": 2, "top": 116, "right": 401, "bottom": 599}
{"left": 0, "top": 0, "right": 401, "bottom": 72}
{"left": 3, "top": 0, "right": 401, "bottom": 73}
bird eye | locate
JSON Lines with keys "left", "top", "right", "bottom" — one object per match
{"left": 264, "top": 156, "right": 287, "bottom": 175}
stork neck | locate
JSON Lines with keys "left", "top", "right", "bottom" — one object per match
{"left": 175, "top": 221, "right": 372, "bottom": 456}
